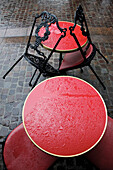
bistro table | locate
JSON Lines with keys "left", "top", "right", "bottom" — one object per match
{"left": 39, "top": 21, "right": 87, "bottom": 52}
{"left": 22, "top": 76, "right": 107, "bottom": 157}
{"left": 39, "top": 21, "right": 88, "bottom": 67}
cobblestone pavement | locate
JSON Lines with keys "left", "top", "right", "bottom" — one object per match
{"left": 0, "top": 0, "right": 113, "bottom": 169}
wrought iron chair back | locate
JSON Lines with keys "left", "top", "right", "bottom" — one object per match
{"left": 3, "top": 11, "right": 67, "bottom": 89}
{"left": 60, "top": 5, "right": 109, "bottom": 89}
{"left": 69, "top": 5, "right": 94, "bottom": 62}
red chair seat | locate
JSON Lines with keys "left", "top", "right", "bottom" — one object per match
{"left": 59, "top": 44, "right": 93, "bottom": 70}
{"left": 3, "top": 123, "right": 57, "bottom": 170}
{"left": 84, "top": 116, "right": 113, "bottom": 170}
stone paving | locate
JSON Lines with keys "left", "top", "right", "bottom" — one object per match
{"left": 0, "top": 0, "right": 113, "bottom": 169}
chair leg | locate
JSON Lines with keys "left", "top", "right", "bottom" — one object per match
{"left": 31, "top": 72, "right": 42, "bottom": 89}
{"left": 96, "top": 48, "right": 109, "bottom": 64}
{"left": 29, "top": 68, "right": 38, "bottom": 86}
{"left": 59, "top": 52, "right": 63, "bottom": 69}
{"left": 80, "top": 68, "right": 83, "bottom": 73}
{"left": 59, "top": 69, "right": 67, "bottom": 75}
{"left": 3, "top": 55, "right": 24, "bottom": 79}
{"left": 88, "top": 65, "right": 106, "bottom": 90}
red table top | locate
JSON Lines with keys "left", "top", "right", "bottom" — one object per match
{"left": 39, "top": 21, "right": 87, "bottom": 52}
{"left": 23, "top": 76, "right": 107, "bottom": 157}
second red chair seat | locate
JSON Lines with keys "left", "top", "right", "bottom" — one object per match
{"left": 3, "top": 123, "right": 57, "bottom": 170}
{"left": 59, "top": 44, "right": 93, "bottom": 70}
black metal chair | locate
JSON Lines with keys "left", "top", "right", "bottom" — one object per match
{"left": 3, "top": 11, "right": 67, "bottom": 89}
{"left": 59, "top": 5, "right": 109, "bottom": 90}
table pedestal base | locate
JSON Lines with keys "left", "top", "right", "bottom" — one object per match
{"left": 3, "top": 123, "right": 57, "bottom": 170}
{"left": 84, "top": 116, "right": 113, "bottom": 170}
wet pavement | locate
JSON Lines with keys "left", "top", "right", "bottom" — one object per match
{"left": 0, "top": 0, "right": 113, "bottom": 169}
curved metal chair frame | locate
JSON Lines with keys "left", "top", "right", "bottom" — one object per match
{"left": 3, "top": 11, "right": 67, "bottom": 89}
{"left": 60, "top": 5, "right": 109, "bottom": 90}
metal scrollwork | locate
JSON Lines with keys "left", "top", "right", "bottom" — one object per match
{"left": 69, "top": 5, "right": 87, "bottom": 37}
{"left": 33, "top": 11, "right": 67, "bottom": 50}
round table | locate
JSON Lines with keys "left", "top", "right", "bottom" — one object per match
{"left": 22, "top": 76, "right": 107, "bottom": 157}
{"left": 39, "top": 21, "right": 87, "bottom": 52}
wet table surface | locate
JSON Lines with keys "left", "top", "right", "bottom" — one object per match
{"left": 22, "top": 76, "right": 107, "bottom": 157}
{"left": 39, "top": 21, "right": 87, "bottom": 52}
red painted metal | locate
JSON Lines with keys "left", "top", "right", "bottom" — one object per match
{"left": 84, "top": 116, "right": 113, "bottom": 170}
{"left": 39, "top": 21, "right": 87, "bottom": 52}
{"left": 59, "top": 44, "right": 93, "bottom": 70}
{"left": 23, "top": 76, "right": 107, "bottom": 157}
{"left": 3, "top": 123, "right": 57, "bottom": 170}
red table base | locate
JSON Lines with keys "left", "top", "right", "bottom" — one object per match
{"left": 3, "top": 123, "right": 57, "bottom": 170}
{"left": 23, "top": 76, "right": 107, "bottom": 157}
{"left": 59, "top": 44, "right": 93, "bottom": 70}
{"left": 84, "top": 116, "right": 113, "bottom": 170}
